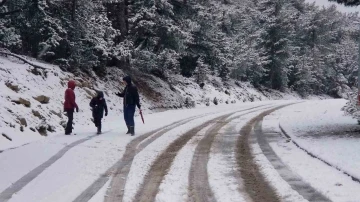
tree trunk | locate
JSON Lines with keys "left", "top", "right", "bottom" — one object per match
{"left": 105, "top": 1, "right": 129, "bottom": 44}
{"left": 71, "top": 0, "right": 76, "bottom": 21}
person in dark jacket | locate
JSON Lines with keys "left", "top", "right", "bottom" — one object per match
{"left": 115, "top": 76, "right": 141, "bottom": 136}
{"left": 90, "top": 91, "right": 108, "bottom": 134}
{"left": 64, "top": 80, "right": 79, "bottom": 135}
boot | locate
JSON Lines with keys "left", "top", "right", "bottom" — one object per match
{"left": 93, "top": 118, "right": 98, "bottom": 127}
{"left": 130, "top": 126, "right": 135, "bottom": 136}
{"left": 97, "top": 126, "right": 101, "bottom": 135}
{"left": 126, "top": 125, "right": 130, "bottom": 134}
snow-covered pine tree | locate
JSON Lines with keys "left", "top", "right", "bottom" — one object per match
{"left": 194, "top": 57, "right": 209, "bottom": 85}
{"left": 0, "top": 0, "right": 358, "bottom": 99}
{"left": 129, "top": 0, "right": 188, "bottom": 75}
{"left": 253, "top": 0, "right": 292, "bottom": 91}
{"left": 0, "top": 5, "right": 21, "bottom": 50}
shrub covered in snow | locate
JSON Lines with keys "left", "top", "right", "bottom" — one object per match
{"left": 184, "top": 97, "right": 195, "bottom": 108}
{"left": 213, "top": 97, "right": 218, "bottom": 105}
{"left": 342, "top": 92, "right": 360, "bottom": 122}
{"left": 205, "top": 98, "right": 210, "bottom": 106}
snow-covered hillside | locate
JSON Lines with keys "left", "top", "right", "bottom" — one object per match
{"left": 0, "top": 53, "right": 314, "bottom": 151}
{"left": 0, "top": 54, "right": 127, "bottom": 150}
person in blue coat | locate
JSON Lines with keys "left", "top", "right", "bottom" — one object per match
{"left": 116, "top": 76, "right": 141, "bottom": 136}
{"left": 90, "top": 91, "right": 108, "bottom": 134}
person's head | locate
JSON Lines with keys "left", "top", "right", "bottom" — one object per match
{"left": 68, "top": 80, "right": 76, "bottom": 90}
{"left": 97, "top": 91, "right": 104, "bottom": 99}
{"left": 123, "top": 76, "right": 132, "bottom": 86}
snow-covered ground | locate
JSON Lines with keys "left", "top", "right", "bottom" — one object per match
{"left": 2, "top": 54, "right": 360, "bottom": 202}
{"left": 0, "top": 101, "right": 275, "bottom": 202}
{"left": 0, "top": 54, "right": 127, "bottom": 151}
{"left": 1, "top": 96, "right": 360, "bottom": 202}
{"left": 277, "top": 100, "right": 360, "bottom": 180}
{"left": 155, "top": 124, "right": 213, "bottom": 202}
{"left": 263, "top": 99, "right": 360, "bottom": 201}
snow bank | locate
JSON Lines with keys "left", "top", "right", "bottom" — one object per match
{"left": 276, "top": 100, "right": 360, "bottom": 180}
{"left": 264, "top": 100, "right": 360, "bottom": 201}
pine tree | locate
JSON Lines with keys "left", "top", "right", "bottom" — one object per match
{"left": 0, "top": 0, "right": 359, "bottom": 100}
{"left": 254, "top": 0, "right": 292, "bottom": 91}
{"left": 194, "top": 57, "right": 209, "bottom": 85}
{"left": 0, "top": 5, "right": 21, "bottom": 50}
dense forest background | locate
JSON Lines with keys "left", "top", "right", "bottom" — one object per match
{"left": 1, "top": 0, "right": 359, "bottom": 97}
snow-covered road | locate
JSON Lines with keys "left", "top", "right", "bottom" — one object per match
{"left": 1, "top": 99, "right": 360, "bottom": 202}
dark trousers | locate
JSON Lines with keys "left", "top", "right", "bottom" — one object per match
{"left": 94, "top": 116, "right": 102, "bottom": 132}
{"left": 124, "top": 105, "right": 136, "bottom": 126}
{"left": 65, "top": 109, "right": 74, "bottom": 134}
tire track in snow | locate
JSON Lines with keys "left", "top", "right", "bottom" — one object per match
{"left": 207, "top": 123, "right": 252, "bottom": 202}
{"left": 154, "top": 124, "right": 214, "bottom": 202}
{"left": 133, "top": 114, "right": 231, "bottom": 202}
{"left": 103, "top": 114, "right": 213, "bottom": 202}
{"left": 255, "top": 121, "right": 330, "bottom": 201}
{"left": 133, "top": 105, "right": 271, "bottom": 202}
{"left": 0, "top": 130, "right": 113, "bottom": 202}
{"left": 188, "top": 105, "right": 274, "bottom": 202}
{"left": 236, "top": 105, "right": 291, "bottom": 202}
{"left": 188, "top": 116, "right": 232, "bottom": 202}
{"left": 74, "top": 114, "right": 212, "bottom": 202}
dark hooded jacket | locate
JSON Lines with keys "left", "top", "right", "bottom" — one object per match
{"left": 90, "top": 91, "right": 108, "bottom": 118}
{"left": 116, "top": 76, "right": 141, "bottom": 108}
{"left": 64, "top": 80, "right": 78, "bottom": 110}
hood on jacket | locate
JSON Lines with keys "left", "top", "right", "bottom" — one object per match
{"left": 123, "top": 76, "right": 132, "bottom": 85}
{"left": 97, "top": 91, "right": 104, "bottom": 98}
{"left": 68, "top": 80, "right": 76, "bottom": 90}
